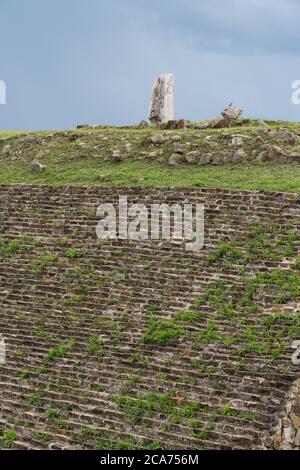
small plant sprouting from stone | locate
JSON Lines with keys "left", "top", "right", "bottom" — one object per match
{"left": 141, "top": 316, "right": 184, "bottom": 345}
{"left": 65, "top": 248, "right": 79, "bottom": 260}
{"left": 85, "top": 336, "right": 105, "bottom": 358}
{"left": 0, "top": 429, "right": 17, "bottom": 449}
{"left": 45, "top": 339, "right": 76, "bottom": 364}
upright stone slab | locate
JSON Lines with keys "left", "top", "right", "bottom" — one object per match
{"left": 148, "top": 73, "right": 174, "bottom": 124}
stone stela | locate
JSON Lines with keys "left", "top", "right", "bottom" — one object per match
{"left": 148, "top": 73, "right": 174, "bottom": 124}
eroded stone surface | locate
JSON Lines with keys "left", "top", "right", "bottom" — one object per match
{"left": 267, "top": 380, "right": 300, "bottom": 450}
{"left": 149, "top": 73, "right": 174, "bottom": 124}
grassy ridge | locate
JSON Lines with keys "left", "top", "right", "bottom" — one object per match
{"left": 1, "top": 123, "right": 300, "bottom": 191}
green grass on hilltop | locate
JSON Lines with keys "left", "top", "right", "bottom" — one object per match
{"left": 1, "top": 122, "right": 300, "bottom": 192}
{"left": 1, "top": 157, "right": 300, "bottom": 192}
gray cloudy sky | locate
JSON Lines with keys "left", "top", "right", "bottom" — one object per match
{"left": 0, "top": 0, "right": 300, "bottom": 130}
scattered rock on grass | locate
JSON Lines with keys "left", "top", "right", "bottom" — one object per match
{"left": 31, "top": 159, "right": 45, "bottom": 172}
{"left": 222, "top": 104, "right": 243, "bottom": 120}
{"left": 252, "top": 136, "right": 265, "bottom": 146}
{"left": 2, "top": 144, "right": 11, "bottom": 154}
{"left": 111, "top": 149, "right": 123, "bottom": 162}
{"left": 173, "top": 143, "right": 185, "bottom": 154}
{"left": 231, "top": 136, "right": 244, "bottom": 147}
{"left": 198, "top": 154, "right": 212, "bottom": 165}
{"left": 138, "top": 120, "right": 149, "bottom": 129}
{"left": 150, "top": 134, "right": 166, "bottom": 144}
{"left": 169, "top": 154, "right": 183, "bottom": 166}
{"left": 210, "top": 117, "right": 234, "bottom": 129}
{"left": 278, "top": 128, "right": 296, "bottom": 145}
{"left": 165, "top": 119, "right": 190, "bottom": 130}
{"left": 186, "top": 151, "right": 199, "bottom": 164}
{"left": 258, "top": 120, "right": 269, "bottom": 133}
{"left": 233, "top": 149, "right": 247, "bottom": 160}
{"left": 257, "top": 150, "right": 269, "bottom": 161}
{"left": 269, "top": 145, "right": 287, "bottom": 160}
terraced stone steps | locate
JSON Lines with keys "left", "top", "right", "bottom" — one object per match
{"left": 0, "top": 185, "right": 299, "bottom": 449}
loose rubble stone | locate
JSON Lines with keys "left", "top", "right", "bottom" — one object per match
{"left": 150, "top": 134, "right": 166, "bottom": 144}
{"left": 212, "top": 154, "right": 225, "bottom": 165}
{"left": 138, "top": 120, "right": 149, "bottom": 129}
{"left": 111, "top": 150, "right": 123, "bottom": 162}
{"left": 211, "top": 117, "right": 234, "bottom": 129}
{"left": 168, "top": 153, "right": 182, "bottom": 166}
{"left": 231, "top": 136, "right": 244, "bottom": 147}
{"left": 257, "top": 151, "right": 268, "bottom": 161}
{"left": 138, "top": 151, "right": 148, "bottom": 159}
{"left": 170, "top": 135, "right": 182, "bottom": 142}
{"left": 166, "top": 119, "right": 190, "bottom": 130}
{"left": 69, "top": 133, "right": 80, "bottom": 141}
{"left": 269, "top": 145, "right": 287, "bottom": 160}
{"left": 185, "top": 151, "right": 199, "bottom": 164}
{"left": 233, "top": 149, "right": 247, "bottom": 160}
{"left": 198, "top": 154, "right": 212, "bottom": 165}
{"left": 194, "top": 123, "right": 210, "bottom": 130}
{"left": 173, "top": 143, "right": 185, "bottom": 154}
{"left": 222, "top": 104, "right": 243, "bottom": 120}
{"left": 278, "top": 128, "right": 296, "bottom": 145}
{"left": 289, "top": 153, "right": 300, "bottom": 160}
{"left": 147, "top": 151, "right": 160, "bottom": 158}
{"left": 31, "top": 159, "right": 45, "bottom": 172}
{"left": 252, "top": 136, "right": 265, "bottom": 146}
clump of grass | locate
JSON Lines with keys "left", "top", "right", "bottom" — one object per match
{"left": 34, "top": 253, "right": 58, "bottom": 270}
{"left": 46, "top": 408, "right": 59, "bottom": 420}
{"left": 191, "top": 358, "right": 215, "bottom": 374}
{"left": 25, "top": 393, "right": 42, "bottom": 407}
{"left": 65, "top": 248, "right": 79, "bottom": 260}
{"left": 70, "top": 294, "right": 85, "bottom": 302}
{"left": 141, "top": 316, "right": 184, "bottom": 344}
{"left": 219, "top": 404, "right": 239, "bottom": 417}
{"left": 175, "top": 310, "right": 204, "bottom": 323}
{"left": 196, "top": 280, "right": 230, "bottom": 309}
{"left": 0, "top": 429, "right": 17, "bottom": 448}
{"left": 117, "top": 392, "right": 199, "bottom": 426}
{"left": 218, "top": 404, "right": 255, "bottom": 421}
{"left": 34, "top": 432, "right": 49, "bottom": 442}
{"left": 194, "top": 322, "right": 220, "bottom": 343}
{"left": 292, "top": 257, "right": 300, "bottom": 270}
{"left": 0, "top": 240, "right": 22, "bottom": 256}
{"left": 208, "top": 243, "right": 241, "bottom": 264}
{"left": 45, "top": 339, "right": 76, "bottom": 364}
{"left": 0, "top": 236, "right": 39, "bottom": 257}
{"left": 85, "top": 336, "right": 105, "bottom": 357}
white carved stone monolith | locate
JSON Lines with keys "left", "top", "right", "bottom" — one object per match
{"left": 148, "top": 73, "right": 174, "bottom": 124}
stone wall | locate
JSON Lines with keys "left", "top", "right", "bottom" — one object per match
{"left": 0, "top": 185, "right": 299, "bottom": 450}
{"left": 267, "top": 379, "right": 300, "bottom": 449}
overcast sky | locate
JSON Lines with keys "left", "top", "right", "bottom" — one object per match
{"left": 1, "top": 0, "right": 300, "bottom": 130}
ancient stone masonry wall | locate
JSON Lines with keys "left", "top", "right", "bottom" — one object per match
{"left": 266, "top": 379, "right": 300, "bottom": 449}
{"left": 0, "top": 185, "right": 299, "bottom": 450}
